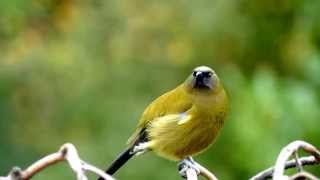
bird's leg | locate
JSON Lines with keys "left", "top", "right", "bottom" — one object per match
{"left": 131, "top": 142, "right": 149, "bottom": 156}
{"left": 178, "top": 156, "right": 200, "bottom": 179}
{"left": 186, "top": 156, "right": 196, "bottom": 164}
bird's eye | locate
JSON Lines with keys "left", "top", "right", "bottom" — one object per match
{"left": 203, "top": 72, "right": 212, "bottom": 78}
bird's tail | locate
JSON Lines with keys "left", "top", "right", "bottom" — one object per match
{"left": 98, "top": 147, "right": 134, "bottom": 180}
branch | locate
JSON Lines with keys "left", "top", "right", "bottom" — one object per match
{"left": 179, "top": 160, "right": 218, "bottom": 180}
{"left": 194, "top": 162, "right": 218, "bottom": 180}
{"left": 249, "top": 156, "right": 318, "bottom": 180}
{"left": 250, "top": 140, "right": 320, "bottom": 180}
{"left": 289, "top": 171, "right": 318, "bottom": 180}
{"left": 273, "top": 140, "right": 320, "bottom": 179}
{"left": 0, "top": 143, "right": 114, "bottom": 180}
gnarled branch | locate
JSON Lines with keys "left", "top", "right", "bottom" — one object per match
{"left": 250, "top": 140, "right": 320, "bottom": 180}
{"left": 0, "top": 143, "right": 114, "bottom": 180}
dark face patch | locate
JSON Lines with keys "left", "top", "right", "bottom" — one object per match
{"left": 192, "top": 71, "right": 213, "bottom": 89}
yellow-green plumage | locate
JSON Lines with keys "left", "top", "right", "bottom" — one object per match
{"left": 128, "top": 67, "right": 228, "bottom": 161}
{"left": 99, "top": 66, "right": 228, "bottom": 178}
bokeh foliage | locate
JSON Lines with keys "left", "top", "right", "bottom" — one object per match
{"left": 0, "top": 0, "right": 320, "bottom": 179}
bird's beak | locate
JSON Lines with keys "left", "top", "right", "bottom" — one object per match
{"left": 193, "top": 72, "right": 213, "bottom": 89}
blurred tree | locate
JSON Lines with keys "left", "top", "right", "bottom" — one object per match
{"left": 0, "top": 0, "right": 319, "bottom": 179}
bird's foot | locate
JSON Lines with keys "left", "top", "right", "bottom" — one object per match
{"left": 178, "top": 157, "right": 200, "bottom": 179}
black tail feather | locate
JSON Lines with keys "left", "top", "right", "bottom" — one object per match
{"left": 98, "top": 148, "right": 134, "bottom": 180}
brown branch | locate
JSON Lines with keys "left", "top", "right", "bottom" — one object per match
{"left": 194, "top": 162, "right": 218, "bottom": 180}
{"left": 289, "top": 171, "right": 318, "bottom": 180}
{"left": 0, "top": 143, "right": 114, "bottom": 180}
{"left": 249, "top": 156, "right": 319, "bottom": 180}
{"left": 273, "top": 140, "right": 320, "bottom": 179}
{"left": 250, "top": 140, "right": 320, "bottom": 180}
{"left": 22, "top": 152, "right": 64, "bottom": 179}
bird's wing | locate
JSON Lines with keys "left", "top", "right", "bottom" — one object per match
{"left": 127, "top": 85, "right": 192, "bottom": 145}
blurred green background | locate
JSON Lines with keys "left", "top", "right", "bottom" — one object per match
{"left": 1, "top": 0, "right": 320, "bottom": 179}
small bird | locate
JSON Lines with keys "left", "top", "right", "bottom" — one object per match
{"left": 98, "top": 66, "right": 228, "bottom": 179}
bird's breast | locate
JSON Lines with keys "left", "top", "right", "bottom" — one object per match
{"left": 147, "top": 112, "right": 224, "bottom": 161}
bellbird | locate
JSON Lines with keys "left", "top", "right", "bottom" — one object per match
{"left": 98, "top": 66, "right": 228, "bottom": 179}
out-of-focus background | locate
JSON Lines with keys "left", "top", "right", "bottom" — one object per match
{"left": 0, "top": 0, "right": 320, "bottom": 179}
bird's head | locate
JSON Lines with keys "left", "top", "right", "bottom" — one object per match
{"left": 184, "top": 66, "right": 220, "bottom": 94}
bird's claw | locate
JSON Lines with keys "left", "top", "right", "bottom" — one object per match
{"left": 178, "top": 158, "right": 200, "bottom": 179}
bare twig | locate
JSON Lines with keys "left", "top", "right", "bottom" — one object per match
{"left": 0, "top": 143, "right": 114, "bottom": 180}
{"left": 249, "top": 156, "right": 319, "bottom": 180}
{"left": 273, "top": 140, "right": 320, "bottom": 180}
{"left": 194, "top": 162, "right": 218, "bottom": 180}
{"left": 22, "top": 151, "right": 64, "bottom": 179}
{"left": 293, "top": 152, "right": 302, "bottom": 172}
{"left": 289, "top": 171, "right": 318, "bottom": 180}
{"left": 250, "top": 140, "right": 320, "bottom": 180}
